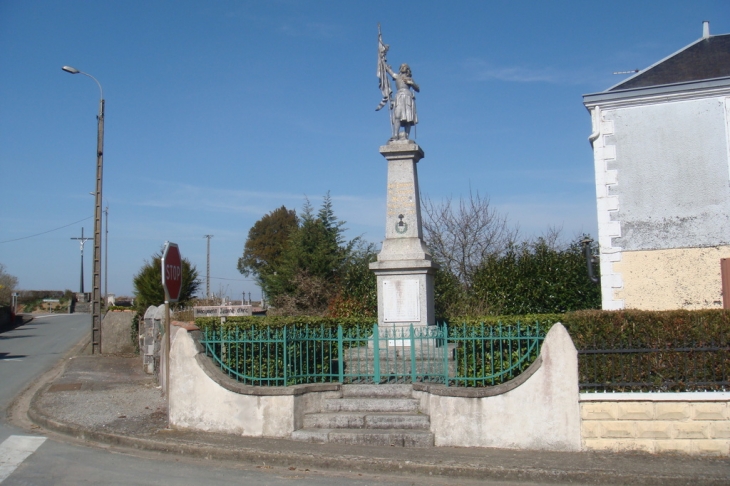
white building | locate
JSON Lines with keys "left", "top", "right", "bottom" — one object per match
{"left": 583, "top": 22, "right": 730, "bottom": 310}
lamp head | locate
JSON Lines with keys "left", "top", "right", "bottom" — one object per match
{"left": 62, "top": 66, "right": 80, "bottom": 74}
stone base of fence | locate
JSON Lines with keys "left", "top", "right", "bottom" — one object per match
{"left": 580, "top": 393, "right": 730, "bottom": 455}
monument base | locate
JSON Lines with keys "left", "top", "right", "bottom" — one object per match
{"left": 370, "top": 259, "right": 438, "bottom": 328}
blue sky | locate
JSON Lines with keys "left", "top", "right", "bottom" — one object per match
{"left": 1, "top": 1, "right": 728, "bottom": 300}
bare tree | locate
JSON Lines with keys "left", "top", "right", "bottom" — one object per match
{"left": 0, "top": 263, "right": 19, "bottom": 305}
{"left": 422, "top": 190, "right": 518, "bottom": 286}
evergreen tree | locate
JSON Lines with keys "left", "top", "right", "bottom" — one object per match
{"left": 133, "top": 250, "right": 200, "bottom": 311}
{"left": 265, "top": 195, "right": 349, "bottom": 308}
{"left": 237, "top": 205, "right": 297, "bottom": 285}
{"left": 328, "top": 243, "right": 378, "bottom": 318}
{"left": 241, "top": 194, "right": 375, "bottom": 316}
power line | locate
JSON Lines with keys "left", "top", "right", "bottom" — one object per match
{"left": 0, "top": 216, "right": 93, "bottom": 244}
{"left": 209, "top": 276, "right": 257, "bottom": 282}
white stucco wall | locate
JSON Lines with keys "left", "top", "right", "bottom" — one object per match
{"left": 587, "top": 87, "right": 730, "bottom": 310}
{"left": 419, "top": 323, "right": 582, "bottom": 451}
{"left": 168, "top": 328, "right": 295, "bottom": 437}
{"left": 609, "top": 97, "right": 730, "bottom": 251}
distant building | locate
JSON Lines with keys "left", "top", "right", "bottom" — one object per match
{"left": 583, "top": 22, "right": 730, "bottom": 310}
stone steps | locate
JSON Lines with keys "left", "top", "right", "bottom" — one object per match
{"left": 303, "top": 412, "right": 430, "bottom": 429}
{"left": 342, "top": 384, "right": 413, "bottom": 398}
{"left": 292, "top": 384, "right": 434, "bottom": 448}
{"left": 291, "top": 428, "right": 434, "bottom": 447}
{"left": 322, "top": 397, "right": 419, "bottom": 413}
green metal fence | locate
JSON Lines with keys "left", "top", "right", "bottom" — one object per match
{"left": 449, "top": 322, "right": 545, "bottom": 387}
{"left": 199, "top": 322, "right": 545, "bottom": 387}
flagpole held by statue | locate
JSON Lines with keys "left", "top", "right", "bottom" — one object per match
{"left": 376, "top": 25, "right": 419, "bottom": 142}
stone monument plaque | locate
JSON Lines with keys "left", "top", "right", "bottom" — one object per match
{"left": 383, "top": 279, "right": 420, "bottom": 323}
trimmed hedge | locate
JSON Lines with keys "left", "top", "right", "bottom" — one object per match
{"left": 561, "top": 309, "right": 729, "bottom": 346}
{"left": 196, "top": 316, "right": 375, "bottom": 334}
{"left": 561, "top": 309, "right": 729, "bottom": 392}
{"left": 443, "top": 309, "right": 729, "bottom": 347}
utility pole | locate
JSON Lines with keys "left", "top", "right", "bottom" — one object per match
{"left": 71, "top": 228, "right": 92, "bottom": 294}
{"left": 203, "top": 235, "right": 213, "bottom": 299}
{"left": 104, "top": 205, "right": 109, "bottom": 301}
{"left": 62, "top": 65, "right": 105, "bottom": 354}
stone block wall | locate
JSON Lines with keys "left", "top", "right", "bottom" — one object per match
{"left": 581, "top": 395, "right": 730, "bottom": 455}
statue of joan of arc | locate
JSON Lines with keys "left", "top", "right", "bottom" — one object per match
{"left": 376, "top": 26, "right": 420, "bottom": 141}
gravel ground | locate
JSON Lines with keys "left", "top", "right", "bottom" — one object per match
{"left": 35, "top": 355, "right": 168, "bottom": 436}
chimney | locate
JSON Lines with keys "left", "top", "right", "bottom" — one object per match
{"left": 703, "top": 21, "right": 710, "bottom": 39}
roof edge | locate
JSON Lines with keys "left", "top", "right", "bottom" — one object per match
{"left": 583, "top": 76, "right": 730, "bottom": 108}
{"left": 604, "top": 35, "right": 709, "bottom": 92}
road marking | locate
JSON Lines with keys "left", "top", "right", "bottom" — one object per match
{"left": 0, "top": 435, "right": 47, "bottom": 483}
{"left": 32, "top": 315, "right": 67, "bottom": 319}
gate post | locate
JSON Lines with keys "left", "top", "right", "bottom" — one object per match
{"left": 337, "top": 325, "right": 344, "bottom": 383}
{"left": 283, "top": 326, "right": 288, "bottom": 386}
{"left": 373, "top": 324, "right": 380, "bottom": 383}
{"left": 443, "top": 324, "right": 449, "bottom": 386}
{"left": 410, "top": 323, "right": 416, "bottom": 382}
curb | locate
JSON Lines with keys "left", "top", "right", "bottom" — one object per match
{"left": 18, "top": 336, "right": 730, "bottom": 486}
{"left": 26, "top": 396, "right": 729, "bottom": 485}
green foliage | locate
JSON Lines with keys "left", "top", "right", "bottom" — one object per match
{"left": 243, "top": 194, "right": 377, "bottom": 317}
{"left": 266, "top": 195, "right": 348, "bottom": 297}
{"left": 443, "top": 314, "right": 563, "bottom": 328}
{"left": 133, "top": 250, "right": 200, "bottom": 311}
{"left": 198, "top": 317, "right": 376, "bottom": 386}
{"left": 131, "top": 312, "right": 140, "bottom": 352}
{"left": 561, "top": 309, "right": 730, "bottom": 392}
{"left": 196, "top": 315, "right": 375, "bottom": 334}
{"left": 559, "top": 309, "right": 728, "bottom": 346}
{"left": 467, "top": 236, "right": 600, "bottom": 316}
{"left": 446, "top": 309, "right": 729, "bottom": 391}
{"left": 196, "top": 310, "right": 729, "bottom": 390}
{"left": 328, "top": 245, "right": 378, "bottom": 318}
{"left": 237, "top": 205, "right": 297, "bottom": 284}
{"left": 200, "top": 325, "right": 362, "bottom": 386}
{"left": 452, "top": 326, "right": 544, "bottom": 387}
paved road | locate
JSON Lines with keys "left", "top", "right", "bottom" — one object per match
{"left": 0, "top": 314, "right": 89, "bottom": 422}
{"left": 0, "top": 314, "right": 531, "bottom": 485}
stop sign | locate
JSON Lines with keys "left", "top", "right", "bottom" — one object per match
{"left": 161, "top": 242, "right": 182, "bottom": 302}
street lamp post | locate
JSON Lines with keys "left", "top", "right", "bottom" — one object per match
{"left": 63, "top": 65, "right": 104, "bottom": 354}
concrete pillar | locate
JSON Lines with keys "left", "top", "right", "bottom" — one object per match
{"left": 370, "top": 141, "right": 439, "bottom": 328}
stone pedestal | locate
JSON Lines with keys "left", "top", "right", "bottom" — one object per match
{"left": 370, "top": 141, "right": 438, "bottom": 328}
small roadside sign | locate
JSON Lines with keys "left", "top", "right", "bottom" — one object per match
{"left": 161, "top": 242, "right": 182, "bottom": 302}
